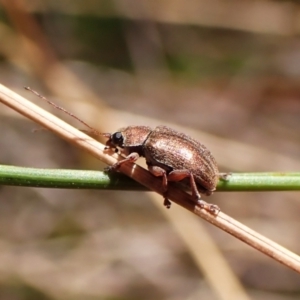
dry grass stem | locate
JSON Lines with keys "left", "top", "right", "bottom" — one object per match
{"left": 1, "top": 83, "right": 300, "bottom": 273}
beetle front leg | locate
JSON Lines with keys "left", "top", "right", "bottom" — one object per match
{"left": 107, "top": 152, "right": 140, "bottom": 171}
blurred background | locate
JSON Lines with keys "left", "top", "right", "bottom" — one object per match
{"left": 1, "top": 0, "right": 300, "bottom": 299}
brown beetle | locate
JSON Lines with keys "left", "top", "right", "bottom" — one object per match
{"left": 24, "top": 88, "right": 221, "bottom": 212}
{"left": 104, "top": 125, "right": 220, "bottom": 211}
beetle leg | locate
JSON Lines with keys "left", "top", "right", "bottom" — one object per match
{"left": 167, "top": 169, "right": 200, "bottom": 198}
{"left": 147, "top": 165, "right": 171, "bottom": 208}
{"left": 167, "top": 170, "right": 220, "bottom": 214}
{"left": 108, "top": 152, "right": 140, "bottom": 171}
{"left": 148, "top": 167, "right": 201, "bottom": 208}
{"left": 163, "top": 198, "right": 172, "bottom": 209}
{"left": 147, "top": 165, "right": 168, "bottom": 188}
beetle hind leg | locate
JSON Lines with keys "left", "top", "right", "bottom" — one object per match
{"left": 167, "top": 170, "right": 220, "bottom": 215}
{"left": 167, "top": 169, "right": 200, "bottom": 197}
{"left": 147, "top": 166, "right": 220, "bottom": 214}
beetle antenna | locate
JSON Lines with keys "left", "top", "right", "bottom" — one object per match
{"left": 24, "top": 86, "right": 105, "bottom": 137}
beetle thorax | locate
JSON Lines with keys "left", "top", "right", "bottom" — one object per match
{"left": 121, "top": 126, "right": 152, "bottom": 150}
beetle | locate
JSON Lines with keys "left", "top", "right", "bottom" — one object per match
{"left": 23, "top": 88, "right": 221, "bottom": 213}
{"left": 103, "top": 125, "right": 221, "bottom": 212}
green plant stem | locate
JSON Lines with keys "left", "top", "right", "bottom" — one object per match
{"left": 0, "top": 164, "right": 143, "bottom": 190}
{"left": 1, "top": 165, "right": 300, "bottom": 192}
{"left": 219, "top": 172, "right": 300, "bottom": 191}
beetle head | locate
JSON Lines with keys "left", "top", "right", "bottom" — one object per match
{"left": 102, "top": 131, "right": 124, "bottom": 150}
{"left": 103, "top": 126, "right": 152, "bottom": 152}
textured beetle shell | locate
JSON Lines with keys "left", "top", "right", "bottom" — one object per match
{"left": 143, "top": 125, "right": 219, "bottom": 193}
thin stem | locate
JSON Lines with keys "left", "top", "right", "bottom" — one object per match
{"left": 0, "top": 165, "right": 143, "bottom": 190}
{"left": 1, "top": 164, "right": 300, "bottom": 192}
{"left": 218, "top": 172, "right": 300, "bottom": 191}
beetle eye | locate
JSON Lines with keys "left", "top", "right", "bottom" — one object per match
{"left": 111, "top": 132, "right": 123, "bottom": 146}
